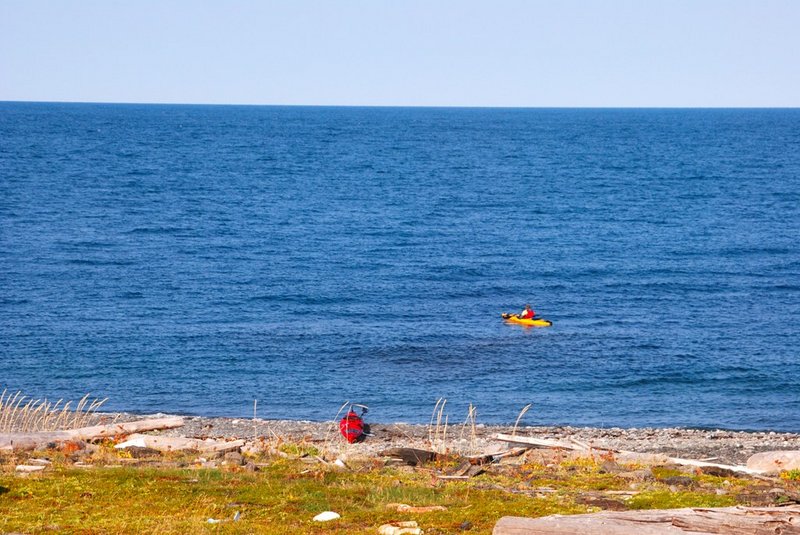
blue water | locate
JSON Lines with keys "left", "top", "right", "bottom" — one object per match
{"left": 2, "top": 103, "right": 799, "bottom": 430}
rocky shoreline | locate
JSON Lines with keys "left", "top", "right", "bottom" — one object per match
{"left": 109, "top": 413, "right": 800, "bottom": 466}
{"left": 6, "top": 411, "right": 800, "bottom": 534}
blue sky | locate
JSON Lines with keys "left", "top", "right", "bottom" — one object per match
{"left": 1, "top": 0, "right": 798, "bottom": 107}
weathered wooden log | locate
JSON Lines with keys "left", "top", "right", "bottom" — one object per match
{"left": 379, "top": 447, "right": 439, "bottom": 466}
{"left": 472, "top": 447, "right": 528, "bottom": 462}
{"left": 493, "top": 506, "right": 800, "bottom": 534}
{"left": 495, "top": 434, "right": 577, "bottom": 450}
{"left": 386, "top": 503, "right": 448, "bottom": 513}
{"left": 494, "top": 433, "right": 762, "bottom": 475}
{"left": 0, "top": 416, "right": 185, "bottom": 450}
{"left": 447, "top": 460, "right": 486, "bottom": 478}
{"left": 114, "top": 433, "right": 244, "bottom": 453}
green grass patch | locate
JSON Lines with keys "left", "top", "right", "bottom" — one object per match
{"left": 627, "top": 490, "right": 737, "bottom": 510}
{"left": 781, "top": 469, "right": 800, "bottom": 482}
{"left": 278, "top": 442, "right": 320, "bottom": 458}
{"left": 0, "top": 451, "right": 765, "bottom": 534}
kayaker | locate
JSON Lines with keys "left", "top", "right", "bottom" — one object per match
{"left": 519, "top": 304, "right": 536, "bottom": 319}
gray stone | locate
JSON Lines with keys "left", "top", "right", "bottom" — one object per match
{"left": 224, "top": 451, "right": 244, "bottom": 465}
{"left": 243, "top": 462, "right": 259, "bottom": 472}
{"left": 660, "top": 476, "right": 695, "bottom": 488}
{"left": 126, "top": 446, "right": 162, "bottom": 458}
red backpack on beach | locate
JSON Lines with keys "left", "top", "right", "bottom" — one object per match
{"left": 339, "top": 404, "right": 368, "bottom": 443}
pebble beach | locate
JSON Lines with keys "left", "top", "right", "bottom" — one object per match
{"left": 110, "top": 413, "right": 800, "bottom": 466}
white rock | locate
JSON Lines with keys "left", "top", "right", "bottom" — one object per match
{"left": 312, "top": 511, "right": 341, "bottom": 522}
{"left": 16, "top": 465, "right": 46, "bottom": 473}
{"left": 378, "top": 521, "right": 422, "bottom": 535}
{"left": 114, "top": 437, "right": 147, "bottom": 449}
{"left": 746, "top": 450, "right": 800, "bottom": 473}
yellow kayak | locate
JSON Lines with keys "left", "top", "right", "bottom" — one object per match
{"left": 502, "top": 313, "right": 552, "bottom": 327}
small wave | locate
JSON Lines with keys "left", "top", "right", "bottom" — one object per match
{"left": 630, "top": 343, "right": 661, "bottom": 351}
{"left": 56, "top": 240, "right": 118, "bottom": 249}
{"left": 119, "top": 291, "right": 145, "bottom": 299}
{"left": 247, "top": 294, "right": 358, "bottom": 305}
{"left": 766, "top": 283, "right": 800, "bottom": 292}
{"left": 719, "top": 246, "right": 792, "bottom": 257}
{"left": 0, "top": 298, "right": 30, "bottom": 305}
{"left": 124, "top": 226, "right": 192, "bottom": 235}
{"left": 609, "top": 375, "right": 701, "bottom": 388}
{"left": 124, "top": 169, "right": 156, "bottom": 177}
{"left": 66, "top": 258, "right": 135, "bottom": 266}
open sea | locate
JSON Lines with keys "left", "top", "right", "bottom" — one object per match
{"left": 1, "top": 103, "right": 799, "bottom": 430}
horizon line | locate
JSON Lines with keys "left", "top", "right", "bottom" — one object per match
{"left": 2, "top": 99, "right": 799, "bottom": 110}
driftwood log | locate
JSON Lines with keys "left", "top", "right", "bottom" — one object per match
{"left": 379, "top": 447, "right": 441, "bottom": 466}
{"left": 494, "top": 433, "right": 764, "bottom": 475}
{"left": 114, "top": 433, "right": 244, "bottom": 453}
{"left": 0, "top": 416, "right": 185, "bottom": 450}
{"left": 493, "top": 506, "right": 800, "bottom": 534}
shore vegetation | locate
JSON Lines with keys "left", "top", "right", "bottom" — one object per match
{"left": 3, "top": 393, "right": 800, "bottom": 533}
{"left": 2, "top": 440, "right": 796, "bottom": 534}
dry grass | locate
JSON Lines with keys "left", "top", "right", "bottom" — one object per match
{"left": 426, "top": 401, "right": 535, "bottom": 456}
{"left": 0, "top": 390, "right": 109, "bottom": 433}
{"left": 321, "top": 401, "right": 352, "bottom": 458}
{"left": 458, "top": 403, "right": 479, "bottom": 454}
{"left": 513, "top": 403, "right": 533, "bottom": 436}
{"left": 428, "top": 397, "right": 449, "bottom": 453}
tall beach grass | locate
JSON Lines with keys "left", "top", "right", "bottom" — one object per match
{"left": 0, "top": 389, "right": 109, "bottom": 433}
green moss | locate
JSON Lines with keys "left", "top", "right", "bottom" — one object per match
{"left": 627, "top": 490, "right": 736, "bottom": 510}
{"left": 781, "top": 469, "right": 800, "bottom": 482}
{"left": 278, "top": 442, "right": 320, "bottom": 457}
{"left": 650, "top": 466, "right": 686, "bottom": 480}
